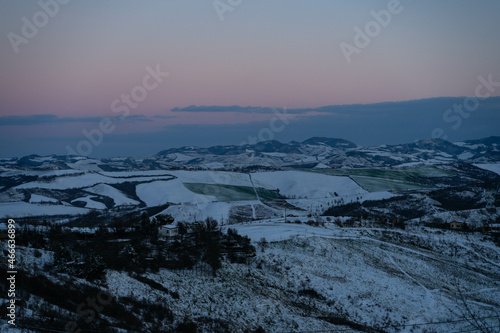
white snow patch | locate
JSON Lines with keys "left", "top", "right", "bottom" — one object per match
{"left": 251, "top": 171, "right": 366, "bottom": 199}
{"left": 203, "top": 162, "right": 225, "bottom": 169}
{"left": 168, "top": 170, "right": 252, "bottom": 187}
{"left": 158, "top": 201, "right": 237, "bottom": 223}
{"left": 66, "top": 159, "right": 103, "bottom": 171}
{"left": 99, "top": 170, "right": 173, "bottom": 177}
{"left": 71, "top": 196, "right": 107, "bottom": 209}
{"left": 136, "top": 179, "right": 216, "bottom": 206}
{"left": 475, "top": 163, "right": 500, "bottom": 176}
{"left": 0, "top": 202, "right": 89, "bottom": 218}
{"left": 85, "top": 184, "right": 139, "bottom": 206}
{"left": 226, "top": 223, "right": 339, "bottom": 242}
{"left": 29, "top": 194, "right": 59, "bottom": 204}
{"left": 173, "top": 153, "right": 196, "bottom": 162}
{"left": 458, "top": 152, "right": 474, "bottom": 160}
{"left": 15, "top": 173, "right": 173, "bottom": 190}
{"left": 314, "top": 163, "right": 329, "bottom": 169}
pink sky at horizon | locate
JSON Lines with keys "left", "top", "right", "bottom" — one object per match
{"left": 1, "top": 1, "right": 500, "bottom": 157}
{"left": 2, "top": 1, "right": 500, "bottom": 121}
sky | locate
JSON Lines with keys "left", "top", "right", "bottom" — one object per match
{"left": 1, "top": 0, "right": 500, "bottom": 157}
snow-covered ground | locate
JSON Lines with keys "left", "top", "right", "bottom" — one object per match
{"left": 169, "top": 170, "right": 253, "bottom": 187}
{"left": 102, "top": 225, "right": 500, "bottom": 332}
{"left": 136, "top": 171, "right": 369, "bottom": 215}
{"left": 2, "top": 169, "right": 372, "bottom": 220}
{"left": 251, "top": 171, "right": 366, "bottom": 198}
{"left": 287, "top": 191, "right": 395, "bottom": 216}
{"left": 136, "top": 179, "right": 216, "bottom": 206}
{"left": 98, "top": 170, "right": 174, "bottom": 177}
{"left": 71, "top": 195, "right": 107, "bottom": 209}
{"left": 475, "top": 163, "right": 500, "bottom": 176}
{"left": 0, "top": 201, "right": 89, "bottom": 218}
{"left": 1, "top": 165, "right": 497, "bottom": 227}
{"left": 66, "top": 158, "right": 104, "bottom": 171}
{"left": 15, "top": 172, "right": 174, "bottom": 190}
{"left": 159, "top": 190, "right": 396, "bottom": 224}
{"left": 158, "top": 201, "right": 236, "bottom": 223}
{"left": 85, "top": 184, "right": 140, "bottom": 206}
{"left": 225, "top": 223, "right": 344, "bottom": 242}
{"left": 0, "top": 168, "right": 83, "bottom": 178}
{"left": 29, "top": 194, "right": 59, "bottom": 204}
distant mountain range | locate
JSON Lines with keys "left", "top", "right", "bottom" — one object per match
{"left": 2, "top": 136, "right": 499, "bottom": 171}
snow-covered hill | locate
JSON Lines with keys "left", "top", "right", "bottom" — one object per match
{"left": 1, "top": 136, "right": 500, "bottom": 332}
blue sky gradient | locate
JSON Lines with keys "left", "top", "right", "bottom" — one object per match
{"left": 1, "top": 1, "right": 499, "bottom": 157}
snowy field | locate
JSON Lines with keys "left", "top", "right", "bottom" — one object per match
{"left": 351, "top": 175, "right": 427, "bottom": 192}
{"left": 85, "top": 184, "right": 140, "bottom": 206}
{"left": 99, "top": 170, "right": 174, "bottom": 177}
{"left": 2, "top": 169, "right": 374, "bottom": 220}
{"left": 136, "top": 179, "right": 217, "bottom": 206}
{"left": 158, "top": 201, "right": 237, "bottom": 223}
{"left": 0, "top": 202, "right": 89, "bottom": 218}
{"left": 169, "top": 170, "right": 253, "bottom": 187}
{"left": 225, "top": 223, "right": 346, "bottom": 242}
{"left": 102, "top": 225, "right": 500, "bottom": 332}
{"left": 136, "top": 171, "right": 368, "bottom": 209}
{"left": 71, "top": 195, "right": 108, "bottom": 209}
{"left": 251, "top": 171, "right": 366, "bottom": 198}
{"left": 29, "top": 194, "right": 59, "bottom": 204}
{"left": 316, "top": 166, "right": 456, "bottom": 192}
{"left": 0, "top": 167, "right": 84, "bottom": 178}
{"left": 15, "top": 172, "right": 174, "bottom": 190}
{"left": 475, "top": 163, "right": 500, "bottom": 176}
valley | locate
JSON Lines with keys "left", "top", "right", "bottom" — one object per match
{"left": 1, "top": 136, "right": 500, "bottom": 332}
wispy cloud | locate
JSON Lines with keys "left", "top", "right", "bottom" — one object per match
{"left": 0, "top": 114, "right": 103, "bottom": 126}
{"left": 152, "top": 115, "right": 177, "bottom": 119}
{"left": 171, "top": 105, "right": 310, "bottom": 114}
{"left": 2, "top": 97, "right": 499, "bottom": 157}
{"left": 119, "top": 115, "right": 153, "bottom": 123}
{"left": 0, "top": 114, "right": 153, "bottom": 126}
{"left": 170, "top": 99, "right": 473, "bottom": 116}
